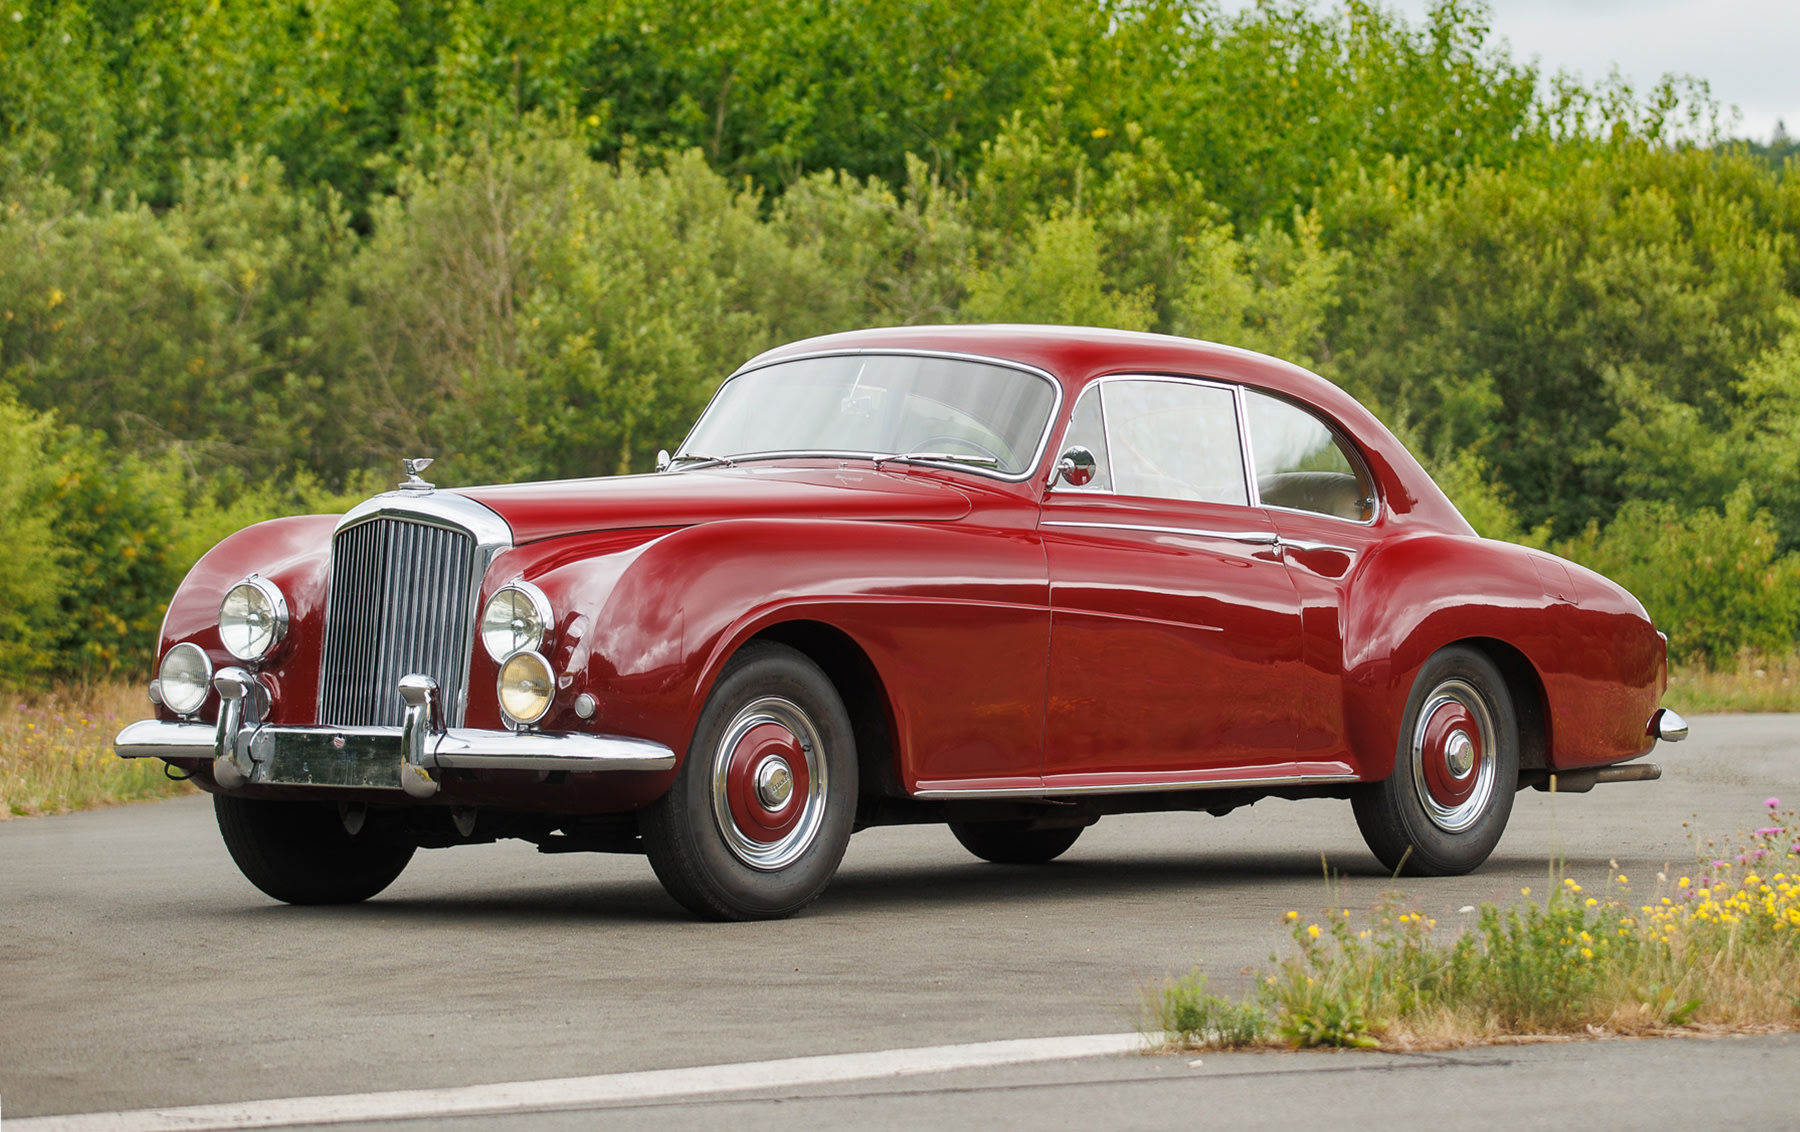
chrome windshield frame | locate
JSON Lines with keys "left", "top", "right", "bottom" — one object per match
{"left": 674, "top": 348, "right": 1066, "bottom": 484}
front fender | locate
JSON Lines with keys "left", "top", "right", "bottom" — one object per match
{"left": 155, "top": 514, "right": 340, "bottom": 725}
{"left": 571, "top": 515, "right": 1049, "bottom": 785}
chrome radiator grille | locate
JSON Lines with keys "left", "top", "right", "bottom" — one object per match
{"left": 319, "top": 517, "right": 477, "bottom": 727}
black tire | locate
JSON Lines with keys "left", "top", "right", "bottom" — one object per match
{"left": 214, "top": 795, "right": 416, "bottom": 905}
{"left": 640, "top": 642, "right": 858, "bottom": 921}
{"left": 1352, "top": 645, "right": 1520, "bottom": 876}
{"left": 949, "top": 820, "right": 1085, "bottom": 864}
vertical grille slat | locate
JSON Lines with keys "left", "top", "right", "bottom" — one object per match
{"left": 320, "top": 516, "right": 476, "bottom": 728}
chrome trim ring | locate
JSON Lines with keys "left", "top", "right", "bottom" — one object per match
{"left": 481, "top": 580, "right": 554, "bottom": 663}
{"left": 1411, "top": 679, "right": 1498, "bottom": 834}
{"left": 218, "top": 575, "right": 289, "bottom": 661}
{"left": 710, "top": 696, "right": 828, "bottom": 872}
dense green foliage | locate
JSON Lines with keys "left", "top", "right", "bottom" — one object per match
{"left": 1, "top": 0, "right": 1796, "bottom": 678}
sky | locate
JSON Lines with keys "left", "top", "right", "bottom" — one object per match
{"left": 1219, "top": 0, "right": 1799, "bottom": 142}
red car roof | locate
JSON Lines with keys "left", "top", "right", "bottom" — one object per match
{"left": 746, "top": 325, "right": 1474, "bottom": 535}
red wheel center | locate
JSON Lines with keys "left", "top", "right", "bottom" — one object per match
{"left": 1420, "top": 700, "right": 1482, "bottom": 808}
{"left": 724, "top": 722, "right": 810, "bottom": 843}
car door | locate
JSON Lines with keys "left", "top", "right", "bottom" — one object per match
{"left": 1040, "top": 377, "right": 1303, "bottom": 783}
{"left": 1241, "top": 388, "right": 1384, "bottom": 763}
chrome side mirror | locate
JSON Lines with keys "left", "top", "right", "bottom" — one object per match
{"left": 1056, "top": 445, "right": 1097, "bottom": 488}
{"left": 655, "top": 448, "right": 672, "bottom": 473}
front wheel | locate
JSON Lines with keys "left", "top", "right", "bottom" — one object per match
{"left": 640, "top": 642, "right": 858, "bottom": 921}
{"left": 1352, "top": 645, "right": 1519, "bottom": 876}
{"left": 214, "top": 796, "right": 416, "bottom": 904}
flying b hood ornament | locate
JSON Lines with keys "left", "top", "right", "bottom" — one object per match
{"left": 399, "top": 457, "right": 435, "bottom": 492}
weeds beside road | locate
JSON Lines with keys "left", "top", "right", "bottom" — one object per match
{"left": 1663, "top": 651, "right": 1800, "bottom": 715}
{"left": 1, "top": 682, "right": 193, "bottom": 818}
{"left": 1147, "top": 801, "right": 1800, "bottom": 1050}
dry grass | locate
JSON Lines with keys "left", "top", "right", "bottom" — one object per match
{"left": 0, "top": 681, "right": 194, "bottom": 818}
{"left": 1145, "top": 802, "right": 1800, "bottom": 1051}
{"left": 1665, "top": 650, "right": 1800, "bottom": 714}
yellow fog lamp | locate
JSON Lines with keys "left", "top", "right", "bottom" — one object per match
{"left": 497, "top": 650, "right": 554, "bottom": 728}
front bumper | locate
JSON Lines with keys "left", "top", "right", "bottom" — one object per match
{"left": 115, "top": 669, "right": 674, "bottom": 798}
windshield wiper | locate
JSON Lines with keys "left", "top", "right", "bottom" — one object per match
{"left": 871, "top": 451, "right": 1001, "bottom": 471}
{"left": 657, "top": 450, "right": 736, "bottom": 471}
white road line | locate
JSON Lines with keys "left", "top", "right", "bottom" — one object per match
{"left": 10, "top": 1032, "right": 1146, "bottom": 1132}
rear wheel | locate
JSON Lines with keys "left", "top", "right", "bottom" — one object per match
{"left": 641, "top": 642, "right": 857, "bottom": 921}
{"left": 1352, "top": 645, "right": 1519, "bottom": 876}
{"left": 214, "top": 796, "right": 416, "bottom": 905}
{"left": 949, "top": 820, "right": 1085, "bottom": 864}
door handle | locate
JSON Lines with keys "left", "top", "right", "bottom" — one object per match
{"left": 1279, "top": 538, "right": 1354, "bottom": 556}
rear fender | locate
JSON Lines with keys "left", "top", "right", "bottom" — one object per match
{"left": 1340, "top": 535, "right": 1662, "bottom": 780}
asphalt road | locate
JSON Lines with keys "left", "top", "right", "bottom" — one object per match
{"left": 3, "top": 713, "right": 1798, "bottom": 1126}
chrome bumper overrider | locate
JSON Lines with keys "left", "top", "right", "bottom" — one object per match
{"left": 113, "top": 669, "right": 674, "bottom": 798}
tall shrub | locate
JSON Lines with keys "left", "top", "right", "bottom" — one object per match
{"left": 1561, "top": 485, "right": 1800, "bottom": 665}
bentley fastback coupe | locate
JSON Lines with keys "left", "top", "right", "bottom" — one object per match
{"left": 116, "top": 325, "right": 1687, "bottom": 920}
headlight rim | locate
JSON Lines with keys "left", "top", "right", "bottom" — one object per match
{"left": 218, "top": 574, "right": 290, "bottom": 662}
{"left": 480, "top": 580, "right": 554, "bottom": 663}
{"left": 496, "top": 648, "right": 555, "bottom": 729}
{"left": 158, "top": 641, "right": 214, "bottom": 717}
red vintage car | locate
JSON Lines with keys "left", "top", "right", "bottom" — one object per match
{"left": 116, "top": 325, "right": 1686, "bottom": 920}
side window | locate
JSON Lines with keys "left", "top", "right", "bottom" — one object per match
{"left": 1057, "top": 387, "right": 1113, "bottom": 492}
{"left": 1103, "top": 380, "right": 1248, "bottom": 506}
{"left": 1244, "top": 390, "right": 1375, "bottom": 522}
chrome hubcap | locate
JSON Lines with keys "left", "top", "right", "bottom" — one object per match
{"left": 711, "top": 696, "right": 827, "bottom": 871}
{"left": 1411, "top": 679, "right": 1497, "bottom": 834}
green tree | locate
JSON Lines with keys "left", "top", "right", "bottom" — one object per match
{"left": 1560, "top": 486, "right": 1800, "bottom": 665}
{"left": 0, "top": 396, "right": 64, "bottom": 680}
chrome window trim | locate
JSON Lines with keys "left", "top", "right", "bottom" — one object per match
{"left": 1259, "top": 499, "right": 1380, "bottom": 527}
{"left": 1047, "top": 374, "right": 1255, "bottom": 506}
{"left": 914, "top": 771, "right": 1361, "bottom": 800}
{"left": 1239, "top": 387, "right": 1381, "bottom": 527}
{"left": 1042, "top": 520, "right": 1278, "bottom": 545}
{"left": 675, "top": 347, "right": 1066, "bottom": 484}
{"left": 1052, "top": 384, "right": 1113, "bottom": 493}
{"left": 319, "top": 491, "right": 514, "bottom": 728}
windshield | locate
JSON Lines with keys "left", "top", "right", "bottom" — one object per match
{"left": 679, "top": 354, "right": 1059, "bottom": 476}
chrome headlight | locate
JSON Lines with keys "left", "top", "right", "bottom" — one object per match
{"left": 158, "top": 642, "right": 213, "bottom": 716}
{"left": 218, "top": 576, "right": 288, "bottom": 661}
{"left": 497, "top": 650, "right": 554, "bottom": 727}
{"left": 481, "top": 582, "right": 552, "bottom": 662}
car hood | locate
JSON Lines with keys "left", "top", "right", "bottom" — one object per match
{"left": 453, "top": 466, "right": 974, "bottom": 544}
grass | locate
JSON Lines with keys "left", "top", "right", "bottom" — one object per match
{"left": 0, "top": 681, "right": 195, "bottom": 818}
{"left": 1144, "top": 800, "right": 1800, "bottom": 1051}
{"left": 1665, "top": 650, "right": 1800, "bottom": 714}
